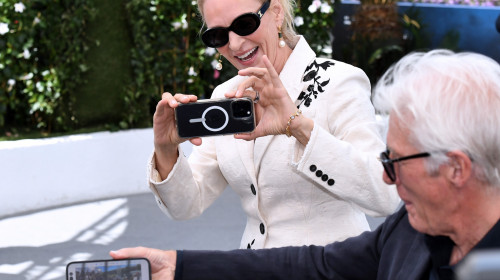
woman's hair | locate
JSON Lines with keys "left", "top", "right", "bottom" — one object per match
{"left": 197, "top": 0, "right": 298, "bottom": 45}
{"left": 373, "top": 50, "right": 500, "bottom": 186}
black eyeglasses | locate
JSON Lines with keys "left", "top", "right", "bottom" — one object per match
{"left": 201, "top": 1, "right": 270, "bottom": 48}
{"left": 378, "top": 149, "right": 431, "bottom": 182}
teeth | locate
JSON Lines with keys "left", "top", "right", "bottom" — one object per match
{"left": 237, "top": 47, "right": 257, "bottom": 61}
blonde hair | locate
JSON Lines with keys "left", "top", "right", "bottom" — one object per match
{"left": 197, "top": 0, "right": 298, "bottom": 45}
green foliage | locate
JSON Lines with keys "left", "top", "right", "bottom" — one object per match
{"left": 124, "top": 0, "right": 235, "bottom": 111}
{"left": 0, "top": 0, "right": 96, "bottom": 133}
{"left": 294, "top": 0, "right": 336, "bottom": 57}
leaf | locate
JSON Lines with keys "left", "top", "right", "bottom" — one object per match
{"left": 320, "top": 78, "right": 330, "bottom": 87}
{"left": 318, "top": 61, "right": 335, "bottom": 70}
{"left": 303, "top": 70, "right": 317, "bottom": 82}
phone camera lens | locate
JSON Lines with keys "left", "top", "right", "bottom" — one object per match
{"left": 232, "top": 100, "right": 252, "bottom": 118}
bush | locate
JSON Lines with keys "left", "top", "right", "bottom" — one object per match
{"left": 0, "top": 0, "right": 96, "bottom": 134}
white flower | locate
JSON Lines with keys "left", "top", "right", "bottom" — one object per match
{"left": 188, "top": 66, "right": 198, "bottom": 76}
{"left": 211, "top": 60, "right": 219, "bottom": 69}
{"left": 0, "top": 23, "right": 9, "bottom": 35}
{"left": 320, "top": 3, "right": 333, "bottom": 14}
{"left": 172, "top": 22, "right": 182, "bottom": 30}
{"left": 33, "top": 17, "right": 41, "bottom": 25}
{"left": 308, "top": 0, "right": 321, "bottom": 13}
{"left": 14, "top": 2, "right": 26, "bottom": 13}
{"left": 308, "top": 4, "right": 318, "bottom": 13}
{"left": 205, "top": 47, "right": 216, "bottom": 56}
{"left": 294, "top": 16, "right": 304, "bottom": 27}
{"left": 7, "top": 79, "right": 15, "bottom": 91}
{"left": 23, "top": 49, "right": 31, "bottom": 59}
{"left": 172, "top": 19, "right": 188, "bottom": 30}
{"left": 22, "top": 72, "right": 34, "bottom": 80}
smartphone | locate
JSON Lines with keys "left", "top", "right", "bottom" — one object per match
{"left": 175, "top": 97, "right": 256, "bottom": 138}
{"left": 66, "top": 258, "right": 151, "bottom": 280}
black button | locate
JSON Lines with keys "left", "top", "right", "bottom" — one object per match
{"left": 250, "top": 184, "right": 256, "bottom": 195}
{"left": 321, "top": 174, "right": 328, "bottom": 181}
{"left": 315, "top": 170, "right": 323, "bottom": 177}
{"left": 328, "top": 179, "right": 335, "bottom": 186}
{"left": 260, "top": 223, "right": 265, "bottom": 234}
{"left": 309, "top": 165, "right": 317, "bottom": 172}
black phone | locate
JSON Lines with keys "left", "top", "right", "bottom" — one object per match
{"left": 175, "top": 97, "right": 256, "bottom": 138}
{"left": 66, "top": 258, "right": 151, "bottom": 280}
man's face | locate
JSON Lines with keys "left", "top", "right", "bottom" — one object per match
{"left": 384, "top": 115, "right": 454, "bottom": 235}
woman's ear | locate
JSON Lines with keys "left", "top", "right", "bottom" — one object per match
{"left": 446, "top": 150, "right": 473, "bottom": 188}
{"left": 271, "top": 0, "right": 284, "bottom": 27}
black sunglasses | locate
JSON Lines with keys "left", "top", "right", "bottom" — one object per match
{"left": 201, "top": 1, "right": 270, "bottom": 48}
{"left": 378, "top": 149, "right": 431, "bottom": 182}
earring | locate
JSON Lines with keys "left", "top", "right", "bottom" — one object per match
{"left": 278, "top": 26, "right": 286, "bottom": 48}
{"left": 216, "top": 53, "right": 223, "bottom": 70}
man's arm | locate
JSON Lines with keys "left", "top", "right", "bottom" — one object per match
{"left": 111, "top": 208, "right": 408, "bottom": 280}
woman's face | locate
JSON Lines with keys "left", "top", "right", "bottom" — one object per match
{"left": 202, "top": 0, "right": 283, "bottom": 71}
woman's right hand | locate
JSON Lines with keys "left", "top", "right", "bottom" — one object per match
{"left": 153, "top": 92, "right": 199, "bottom": 179}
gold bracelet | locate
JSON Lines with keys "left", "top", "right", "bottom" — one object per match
{"left": 285, "top": 109, "right": 302, "bottom": 137}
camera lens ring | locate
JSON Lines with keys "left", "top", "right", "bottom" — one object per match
{"left": 201, "top": 106, "right": 229, "bottom": 132}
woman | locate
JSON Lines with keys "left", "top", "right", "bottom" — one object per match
{"left": 148, "top": 0, "right": 400, "bottom": 249}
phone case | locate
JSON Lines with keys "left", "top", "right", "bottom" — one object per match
{"left": 175, "top": 97, "right": 255, "bottom": 138}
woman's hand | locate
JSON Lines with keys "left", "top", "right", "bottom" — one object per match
{"left": 110, "top": 247, "right": 177, "bottom": 280}
{"left": 153, "top": 93, "right": 200, "bottom": 179}
{"left": 226, "top": 55, "right": 313, "bottom": 144}
{"left": 154, "top": 92, "right": 200, "bottom": 148}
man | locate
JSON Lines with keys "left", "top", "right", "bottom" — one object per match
{"left": 110, "top": 50, "right": 500, "bottom": 279}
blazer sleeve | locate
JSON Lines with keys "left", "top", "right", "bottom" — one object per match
{"left": 148, "top": 136, "right": 229, "bottom": 220}
{"left": 291, "top": 62, "right": 400, "bottom": 216}
{"left": 147, "top": 76, "right": 246, "bottom": 221}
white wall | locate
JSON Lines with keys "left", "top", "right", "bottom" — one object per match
{"left": 0, "top": 128, "right": 160, "bottom": 218}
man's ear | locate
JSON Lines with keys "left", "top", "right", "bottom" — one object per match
{"left": 445, "top": 150, "right": 472, "bottom": 187}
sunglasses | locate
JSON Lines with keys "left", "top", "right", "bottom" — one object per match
{"left": 378, "top": 149, "right": 431, "bottom": 182}
{"left": 201, "top": 1, "right": 270, "bottom": 48}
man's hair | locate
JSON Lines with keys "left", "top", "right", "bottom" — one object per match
{"left": 373, "top": 49, "right": 500, "bottom": 186}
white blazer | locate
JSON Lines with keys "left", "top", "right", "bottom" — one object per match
{"left": 148, "top": 36, "right": 400, "bottom": 249}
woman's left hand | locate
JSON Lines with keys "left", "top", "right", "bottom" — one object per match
{"left": 225, "top": 55, "right": 298, "bottom": 140}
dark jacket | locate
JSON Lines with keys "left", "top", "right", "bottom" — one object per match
{"left": 175, "top": 206, "right": 500, "bottom": 280}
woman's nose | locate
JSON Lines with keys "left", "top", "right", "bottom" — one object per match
{"left": 227, "top": 31, "right": 244, "bottom": 51}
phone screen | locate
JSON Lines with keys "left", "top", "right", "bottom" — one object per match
{"left": 66, "top": 258, "right": 151, "bottom": 280}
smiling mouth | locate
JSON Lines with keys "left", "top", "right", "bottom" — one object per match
{"left": 236, "top": 47, "right": 258, "bottom": 62}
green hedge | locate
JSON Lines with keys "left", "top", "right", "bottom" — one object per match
{"left": 0, "top": 0, "right": 335, "bottom": 136}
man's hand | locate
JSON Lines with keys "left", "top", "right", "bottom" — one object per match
{"left": 110, "top": 247, "right": 177, "bottom": 280}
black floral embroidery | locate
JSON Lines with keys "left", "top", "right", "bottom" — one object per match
{"left": 247, "top": 239, "right": 255, "bottom": 249}
{"left": 297, "top": 59, "right": 335, "bottom": 108}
